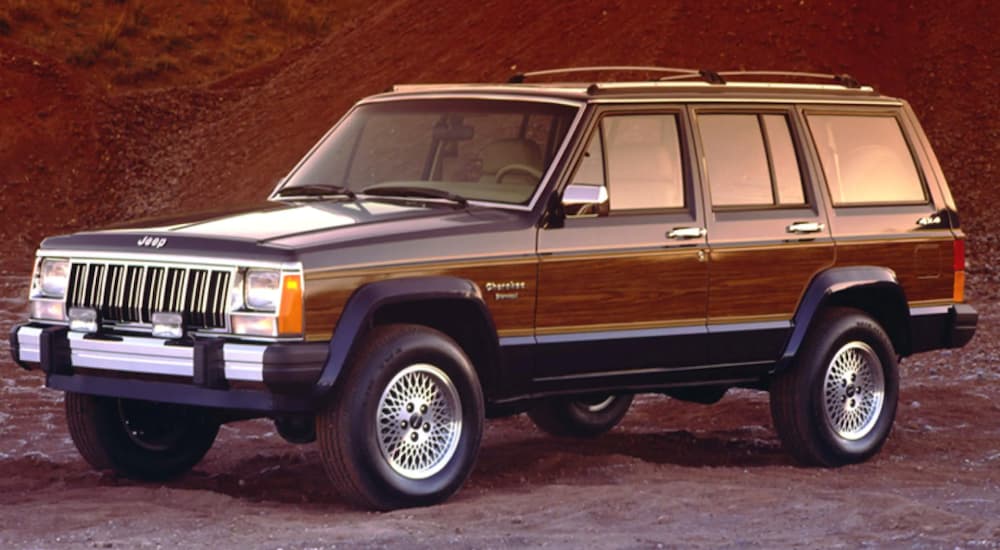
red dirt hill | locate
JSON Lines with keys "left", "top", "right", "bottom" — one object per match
{"left": 1, "top": 0, "right": 998, "bottom": 285}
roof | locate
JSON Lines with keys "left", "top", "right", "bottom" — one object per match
{"left": 372, "top": 67, "right": 902, "bottom": 105}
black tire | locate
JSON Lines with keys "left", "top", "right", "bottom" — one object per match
{"left": 769, "top": 307, "right": 899, "bottom": 466}
{"left": 316, "top": 324, "right": 484, "bottom": 510}
{"left": 664, "top": 386, "right": 728, "bottom": 405}
{"left": 528, "top": 394, "right": 634, "bottom": 438}
{"left": 65, "top": 392, "right": 219, "bottom": 480}
{"left": 274, "top": 415, "right": 317, "bottom": 444}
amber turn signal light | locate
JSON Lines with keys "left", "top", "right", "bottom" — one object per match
{"left": 953, "top": 239, "right": 965, "bottom": 303}
{"left": 278, "top": 274, "right": 303, "bottom": 335}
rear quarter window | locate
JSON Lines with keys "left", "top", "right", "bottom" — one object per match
{"left": 806, "top": 114, "right": 927, "bottom": 206}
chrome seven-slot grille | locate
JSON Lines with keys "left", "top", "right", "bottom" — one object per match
{"left": 66, "top": 261, "right": 233, "bottom": 330}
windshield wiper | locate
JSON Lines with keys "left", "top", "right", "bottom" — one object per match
{"left": 275, "top": 184, "right": 357, "bottom": 200}
{"left": 360, "top": 186, "right": 469, "bottom": 207}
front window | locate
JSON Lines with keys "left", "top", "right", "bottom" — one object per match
{"left": 281, "top": 98, "right": 578, "bottom": 205}
{"left": 565, "top": 113, "right": 685, "bottom": 216}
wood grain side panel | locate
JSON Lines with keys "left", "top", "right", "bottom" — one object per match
{"left": 708, "top": 243, "right": 835, "bottom": 319}
{"left": 834, "top": 239, "right": 954, "bottom": 302}
{"left": 302, "top": 261, "right": 538, "bottom": 341}
{"left": 536, "top": 249, "right": 707, "bottom": 329}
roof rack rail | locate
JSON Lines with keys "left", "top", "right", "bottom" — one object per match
{"left": 509, "top": 66, "right": 723, "bottom": 84}
{"left": 660, "top": 70, "right": 863, "bottom": 89}
{"left": 507, "top": 66, "right": 862, "bottom": 89}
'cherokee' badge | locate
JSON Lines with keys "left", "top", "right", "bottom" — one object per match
{"left": 484, "top": 280, "right": 525, "bottom": 301}
{"left": 137, "top": 235, "right": 167, "bottom": 249}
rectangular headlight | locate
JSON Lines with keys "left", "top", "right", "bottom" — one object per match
{"left": 38, "top": 258, "right": 70, "bottom": 298}
{"left": 231, "top": 268, "right": 304, "bottom": 337}
{"left": 245, "top": 269, "right": 281, "bottom": 311}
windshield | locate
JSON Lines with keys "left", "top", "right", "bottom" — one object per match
{"left": 279, "top": 98, "right": 579, "bottom": 205}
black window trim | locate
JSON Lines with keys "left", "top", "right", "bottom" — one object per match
{"left": 802, "top": 107, "right": 932, "bottom": 209}
{"left": 756, "top": 113, "right": 781, "bottom": 206}
{"left": 691, "top": 105, "right": 812, "bottom": 212}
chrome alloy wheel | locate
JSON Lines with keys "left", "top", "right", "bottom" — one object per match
{"left": 376, "top": 364, "right": 463, "bottom": 479}
{"left": 574, "top": 395, "right": 617, "bottom": 413}
{"left": 822, "top": 341, "right": 885, "bottom": 440}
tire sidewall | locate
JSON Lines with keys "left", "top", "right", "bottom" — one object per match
{"left": 807, "top": 315, "right": 899, "bottom": 463}
{"left": 342, "top": 328, "right": 483, "bottom": 507}
{"left": 91, "top": 397, "right": 218, "bottom": 479}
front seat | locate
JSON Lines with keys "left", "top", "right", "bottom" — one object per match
{"left": 478, "top": 138, "right": 543, "bottom": 186}
{"left": 604, "top": 117, "right": 681, "bottom": 210}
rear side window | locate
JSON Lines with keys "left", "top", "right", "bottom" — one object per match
{"left": 807, "top": 114, "right": 926, "bottom": 205}
{"left": 698, "top": 114, "right": 806, "bottom": 208}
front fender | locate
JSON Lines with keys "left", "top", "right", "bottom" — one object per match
{"left": 309, "top": 276, "right": 497, "bottom": 403}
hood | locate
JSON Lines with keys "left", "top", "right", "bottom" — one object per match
{"left": 168, "top": 201, "right": 428, "bottom": 241}
{"left": 39, "top": 200, "right": 534, "bottom": 263}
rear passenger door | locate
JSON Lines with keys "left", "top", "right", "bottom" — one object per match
{"left": 534, "top": 107, "right": 709, "bottom": 391}
{"left": 691, "top": 106, "right": 835, "bottom": 367}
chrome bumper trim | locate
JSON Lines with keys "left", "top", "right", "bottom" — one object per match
{"left": 15, "top": 326, "right": 265, "bottom": 383}
{"left": 68, "top": 332, "right": 195, "bottom": 377}
{"left": 16, "top": 326, "right": 43, "bottom": 363}
{"left": 223, "top": 343, "right": 266, "bottom": 382}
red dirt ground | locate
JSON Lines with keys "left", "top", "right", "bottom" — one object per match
{"left": 1, "top": 1, "right": 999, "bottom": 547}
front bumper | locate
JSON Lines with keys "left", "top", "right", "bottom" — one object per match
{"left": 9, "top": 323, "right": 329, "bottom": 413}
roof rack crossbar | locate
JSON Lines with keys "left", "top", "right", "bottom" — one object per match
{"left": 710, "top": 70, "right": 862, "bottom": 89}
{"left": 509, "top": 66, "right": 703, "bottom": 84}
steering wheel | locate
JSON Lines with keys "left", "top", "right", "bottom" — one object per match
{"left": 495, "top": 164, "right": 543, "bottom": 184}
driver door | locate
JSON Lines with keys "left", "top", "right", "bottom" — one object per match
{"left": 533, "top": 107, "right": 709, "bottom": 393}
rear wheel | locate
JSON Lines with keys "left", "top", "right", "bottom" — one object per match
{"left": 316, "top": 324, "right": 484, "bottom": 510}
{"left": 65, "top": 392, "right": 219, "bottom": 480}
{"left": 769, "top": 307, "right": 899, "bottom": 466}
{"left": 528, "top": 394, "right": 634, "bottom": 437}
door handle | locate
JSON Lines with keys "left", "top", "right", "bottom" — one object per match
{"left": 916, "top": 214, "right": 942, "bottom": 227}
{"left": 667, "top": 226, "right": 707, "bottom": 239}
{"left": 786, "top": 221, "right": 825, "bottom": 234}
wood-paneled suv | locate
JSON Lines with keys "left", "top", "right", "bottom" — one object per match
{"left": 10, "top": 67, "right": 976, "bottom": 509}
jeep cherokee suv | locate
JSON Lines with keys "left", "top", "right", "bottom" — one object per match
{"left": 9, "top": 67, "right": 977, "bottom": 510}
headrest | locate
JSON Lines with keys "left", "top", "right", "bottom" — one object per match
{"left": 480, "top": 138, "right": 543, "bottom": 174}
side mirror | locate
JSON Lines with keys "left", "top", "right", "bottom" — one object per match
{"left": 562, "top": 183, "right": 609, "bottom": 217}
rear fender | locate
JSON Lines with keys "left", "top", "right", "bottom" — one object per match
{"left": 775, "top": 266, "right": 908, "bottom": 373}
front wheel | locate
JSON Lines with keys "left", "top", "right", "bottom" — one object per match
{"left": 65, "top": 393, "right": 219, "bottom": 480}
{"left": 316, "top": 324, "right": 484, "bottom": 510}
{"left": 769, "top": 307, "right": 899, "bottom": 466}
{"left": 528, "top": 394, "right": 634, "bottom": 437}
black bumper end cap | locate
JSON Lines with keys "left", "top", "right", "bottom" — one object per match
{"left": 193, "top": 338, "right": 228, "bottom": 389}
{"left": 948, "top": 303, "right": 977, "bottom": 348}
{"left": 262, "top": 342, "right": 329, "bottom": 393}
{"left": 39, "top": 326, "right": 72, "bottom": 375}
